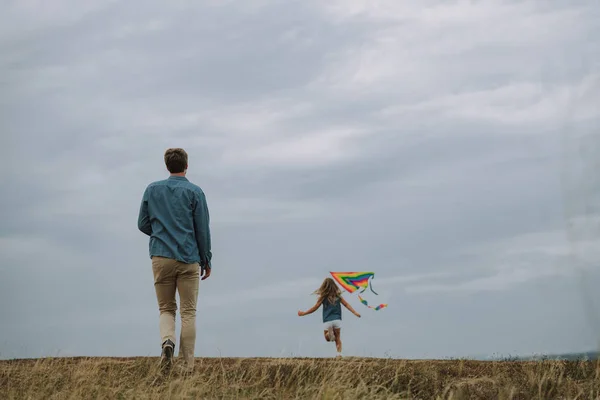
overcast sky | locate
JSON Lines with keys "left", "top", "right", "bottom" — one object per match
{"left": 1, "top": 0, "right": 599, "bottom": 360}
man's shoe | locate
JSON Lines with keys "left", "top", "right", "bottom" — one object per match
{"left": 160, "top": 339, "right": 175, "bottom": 368}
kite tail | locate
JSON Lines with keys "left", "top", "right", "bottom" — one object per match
{"left": 369, "top": 279, "right": 379, "bottom": 295}
{"left": 358, "top": 295, "right": 387, "bottom": 311}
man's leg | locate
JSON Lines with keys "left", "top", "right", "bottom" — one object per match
{"left": 152, "top": 257, "right": 178, "bottom": 360}
{"left": 176, "top": 261, "right": 200, "bottom": 370}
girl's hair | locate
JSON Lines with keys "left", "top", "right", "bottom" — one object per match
{"left": 314, "top": 277, "right": 341, "bottom": 304}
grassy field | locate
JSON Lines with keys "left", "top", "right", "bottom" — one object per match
{"left": 1, "top": 356, "right": 599, "bottom": 399}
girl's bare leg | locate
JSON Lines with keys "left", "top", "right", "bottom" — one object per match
{"left": 333, "top": 328, "right": 342, "bottom": 354}
{"left": 324, "top": 325, "right": 335, "bottom": 342}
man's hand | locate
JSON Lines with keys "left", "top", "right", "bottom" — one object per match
{"left": 201, "top": 265, "right": 211, "bottom": 280}
{"left": 297, "top": 310, "right": 305, "bottom": 317}
{"left": 355, "top": 312, "right": 361, "bottom": 318}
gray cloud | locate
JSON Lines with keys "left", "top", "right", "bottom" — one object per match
{"left": 1, "top": 0, "right": 599, "bottom": 360}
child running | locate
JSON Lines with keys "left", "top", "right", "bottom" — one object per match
{"left": 298, "top": 277, "right": 361, "bottom": 358}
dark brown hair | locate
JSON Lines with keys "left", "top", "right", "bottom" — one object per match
{"left": 164, "top": 148, "right": 188, "bottom": 173}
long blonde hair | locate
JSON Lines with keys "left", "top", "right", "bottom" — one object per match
{"left": 313, "top": 277, "right": 341, "bottom": 304}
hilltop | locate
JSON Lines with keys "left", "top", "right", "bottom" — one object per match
{"left": 1, "top": 356, "right": 599, "bottom": 399}
{"left": 515, "top": 351, "right": 600, "bottom": 361}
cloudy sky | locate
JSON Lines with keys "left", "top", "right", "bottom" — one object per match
{"left": 1, "top": 0, "right": 599, "bottom": 360}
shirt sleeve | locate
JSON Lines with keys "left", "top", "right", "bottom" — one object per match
{"left": 193, "top": 190, "right": 212, "bottom": 268}
{"left": 137, "top": 187, "right": 152, "bottom": 236}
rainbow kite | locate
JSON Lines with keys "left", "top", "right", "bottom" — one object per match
{"left": 330, "top": 272, "right": 388, "bottom": 311}
{"left": 329, "top": 271, "right": 377, "bottom": 294}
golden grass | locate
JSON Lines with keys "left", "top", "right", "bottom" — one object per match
{"left": 1, "top": 357, "right": 599, "bottom": 399}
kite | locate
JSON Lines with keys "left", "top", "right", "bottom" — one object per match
{"left": 330, "top": 271, "right": 388, "bottom": 311}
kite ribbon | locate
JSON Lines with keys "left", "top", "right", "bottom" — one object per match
{"left": 357, "top": 295, "right": 388, "bottom": 311}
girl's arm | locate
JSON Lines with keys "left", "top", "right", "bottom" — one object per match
{"left": 340, "top": 297, "right": 361, "bottom": 318}
{"left": 298, "top": 298, "right": 323, "bottom": 317}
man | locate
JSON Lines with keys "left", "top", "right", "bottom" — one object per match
{"left": 137, "top": 148, "right": 212, "bottom": 372}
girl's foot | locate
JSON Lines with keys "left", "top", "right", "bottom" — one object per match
{"left": 336, "top": 353, "right": 342, "bottom": 358}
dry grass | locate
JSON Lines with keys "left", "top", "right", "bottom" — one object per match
{"left": 1, "top": 357, "right": 599, "bottom": 399}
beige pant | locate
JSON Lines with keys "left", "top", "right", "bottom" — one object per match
{"left": 152, "top": 256, "right": 199, "bottom": 368}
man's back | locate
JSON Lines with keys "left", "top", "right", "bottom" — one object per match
{"left": 138, "top": 175, "right": 212, "bottom": 267}
{"left": 138, "top": 147, "right": 211, "bottom": 371}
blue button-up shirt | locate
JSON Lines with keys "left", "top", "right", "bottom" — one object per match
{"left": 137, "top": 176, "right": 212, "bottom": 268}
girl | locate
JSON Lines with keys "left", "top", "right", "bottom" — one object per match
{"left": 298, "top": 277, "right": 361, "bottom": 358}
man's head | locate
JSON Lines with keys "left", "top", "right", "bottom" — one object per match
{"left": 164, "top": 148, "right": 188, "bottom": 175}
